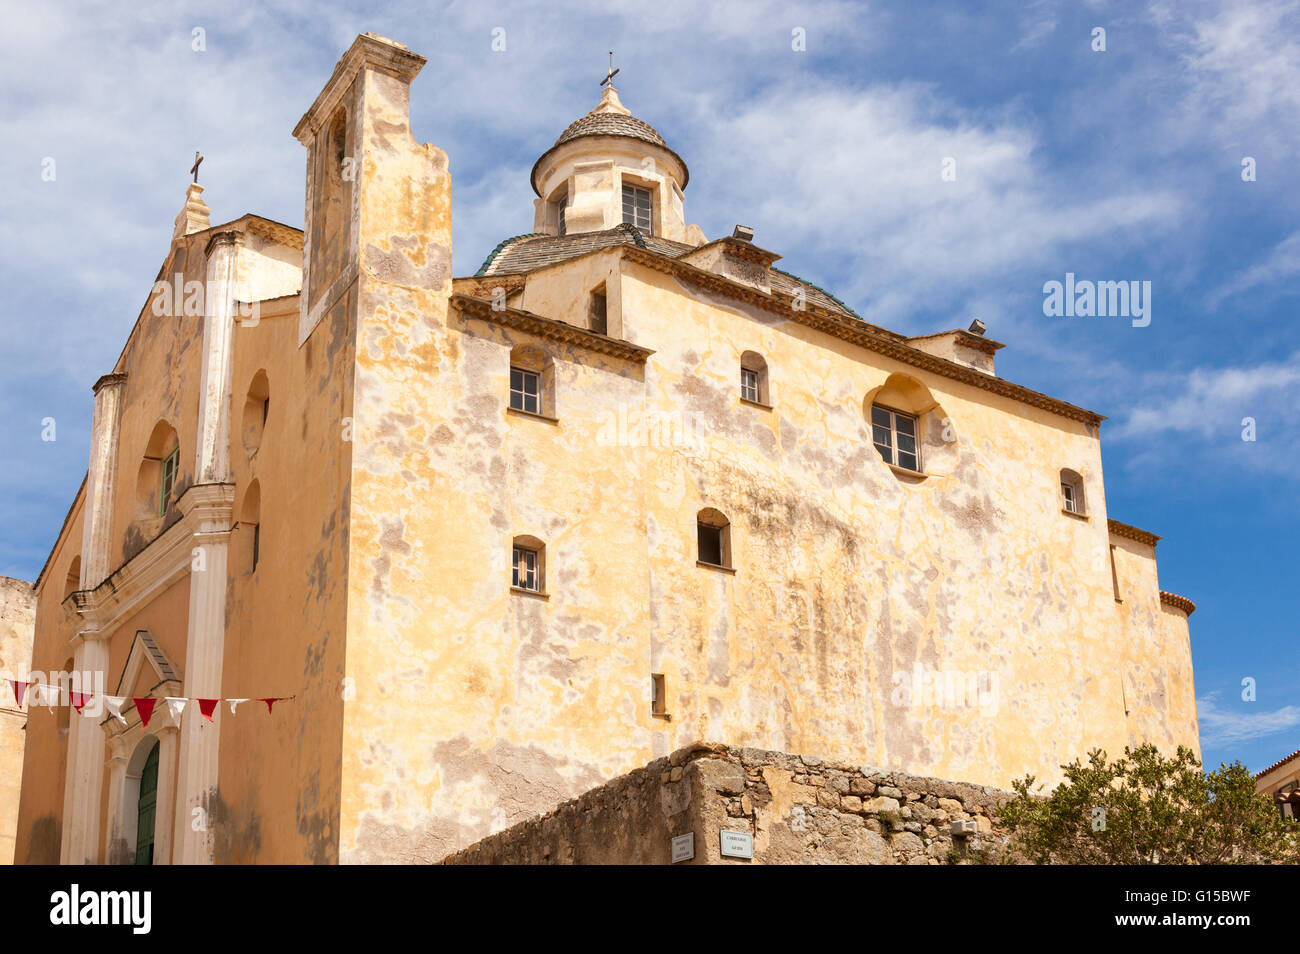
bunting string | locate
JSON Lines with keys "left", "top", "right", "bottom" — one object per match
{"left": 3, "top": 681, "right": 293, "bottom": 727}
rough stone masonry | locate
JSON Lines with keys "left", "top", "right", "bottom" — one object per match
{"left": 442, "top": 741, "right": 1017, "bottom": 865}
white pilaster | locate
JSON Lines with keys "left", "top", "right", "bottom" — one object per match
{"left": 172, "top": 483, "right": 234, "bottom": 864}
{"left": 79, "top": 373, "right": 127, "bottom": 590}
{"left": 60, "top": 637, "right": 110, "bottom": 863}
{"left": 153, "top": 725, "right": 179, "bottom": 865}
{"left": 194, "top": 231, "right": 239, "bottom": 484}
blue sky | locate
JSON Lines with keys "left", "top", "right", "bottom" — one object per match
{"left": 1, "top": 0, "right": 1295, "bottom": 775}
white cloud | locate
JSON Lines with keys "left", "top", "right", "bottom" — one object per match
{"left": 1209, "top": 230, "right": 1300, "bottom": 308}
{"left": 1150, "top": 0, "right": 1300, "bottom": 161}
{"left": 1112, "top": 352, "right": 1300, "bottom": 441}
{"left": 690, "top": 78, "right": 1182, "bottom": 328}
{"left": 1011, "top": 0, "right": 1060, "bottom": 51}
{"left": 1198, "top": 691, "right": 1300, "bottom": 748}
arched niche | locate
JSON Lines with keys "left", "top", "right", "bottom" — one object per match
{"left": 135, "top": 420, "right": 180, "bottom": 520}
{"left": 863, "top": 372, "right": 956, "bottom": 479}
{"left": 241, "top": 370, "right": 270, "bottom": 457}
{"left": 238, "top": 480, "right": 262, "bottom": 574}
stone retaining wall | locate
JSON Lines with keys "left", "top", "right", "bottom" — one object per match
{"left": 444, "top": 741, "right": 1018, "bottom": 865}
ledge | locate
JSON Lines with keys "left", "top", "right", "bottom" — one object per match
{"left": 510, "top": 586, "right": 550, "bottom": 600}
{"left": 887, "top": 463, "right": 927, "bottom": 480}
{"left": 507, "top": 407, "right": 559, "bottom": 425}
{"left": 739, "top": 397, "right": 774, "bottom": 411}
{"left": 452, "top": 294, "right": 655, "bottom": 364}
{"left": 1108, "top": 518, "right": 1161, "bottom": 547}
{"left": 696, "top": 561, "right": 736, "bottom": 575}
{"left": 1159, "top": 590, "right": 1196, "bottom": 616}
{"left": 1061, "top": 508, "right": 1089, "bottom": 521}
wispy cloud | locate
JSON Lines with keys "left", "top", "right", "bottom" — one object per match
{"left": 1103, "top": 351, "right": 1300, "bottom": 481}
{"left": 693, "top": 78, "right": 1182, "bottom": 329}
{"left": 1208, "top": 231, "right": 1300, "bottom": 308}
{"left": 1198, "top": 690, "right": 1300, "bottom": 749}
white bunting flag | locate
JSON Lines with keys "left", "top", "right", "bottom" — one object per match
{"left": 227, "top": 698, "right": 250, "bottom": 715}
{"left": 102, "top": 695, "right": 129, "bottom": 726}
{"left": 164, "top": 696, "right": 188, "bottom": 724}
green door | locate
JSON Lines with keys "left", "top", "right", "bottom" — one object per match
{"left": 134, "top": 741, "right": 160, "bottom": 865}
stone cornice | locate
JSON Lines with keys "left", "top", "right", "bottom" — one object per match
{"left": 178, "top": 482, "right": 236, "bottom": 529}
{"left": 204, "top": 229, "right": 241, "bottom": 256}
{"left": 293, "top": 33, "right": 426, "bottom": 144}
{"left": 615, "top": 246, "right": 1106, "bottom": 427}
{"left": 1159, "top": 590, "right": 1196, "bottom": 616}
{"left": 907, "top": 330, "right": 1006, "bottom": 356}
{"left": 692, "top": 236, "right": 782, "bottom": 267}
{"left": 452, "top": 276, "right": 527, "bottom": 300}
{"left": 1107, "top": 518, "right": 1161, "bottom": 547}
{"left": 245, "top": 216, "right": 305, "bottom": 250}
{"left": 451, "top": 294, "right": 655, "bottom": 364}
{"left": 91, "top": 372, "right": 127, "bottom": 395}
{"left": 67, "top": 482, "right": 235, "bottom": 646}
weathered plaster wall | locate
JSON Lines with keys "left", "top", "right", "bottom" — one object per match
{"left": 111, "top": 235, "right": 207, "bottom": 570}
{"left": 620, "top": 261, "right": 1198, "bottom": 785}
{"left": 0, "top": 577, "right": 36, "bottom": 864}
{"left": 517, "top": 249, "right": 623, "bottom": 335}
{"left": 15, "top": 491, "right": 84, "bottom": 863}
{"left": 329, "top": 53, "right": 467, "bottom": 864}
{"left": 219, "top": 283, "right": 353, "bottom": 864}
{"left": 443, "top": 742, "right": 1016, "bottom": 865}
{"left": 355, "top": 237, "right": 1197, "bottom": 863}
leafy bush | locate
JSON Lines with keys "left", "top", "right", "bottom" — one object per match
{"left": 999, "top": 744, "right": 1298, "bottom": 864}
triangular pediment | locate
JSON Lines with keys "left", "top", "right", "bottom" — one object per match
{"left": 114, "top": 630, "right": 182, "bottom": 698}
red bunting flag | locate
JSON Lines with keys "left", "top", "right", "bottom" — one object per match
{"left": 133, "top": 697, "right": 158, "bottom": 728}
{"left": 9, "top": 680, "right": 32, "bottom": 707}
{"left": 257, "top": 697, "right": 281, "bottom": 714}
{"left": 69, "top": 691, "right": 92, "bottom": 712}
{"left": 197, "top": 698, "right": 219, "bottom": 722}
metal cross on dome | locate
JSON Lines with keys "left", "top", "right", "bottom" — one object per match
{"left": 601, "top": 50, "right": 619, "bottom": 88}
{"left": 190, "top": 151, "right": 204, "bottom": 184}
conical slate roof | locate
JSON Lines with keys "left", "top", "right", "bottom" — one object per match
{"left": 552, "top": 109, "right": 668, "bottom": 150}
{"left": 530, "top": 86, "right": 689, "bottom": 195}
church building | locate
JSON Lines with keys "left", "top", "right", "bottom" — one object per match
{"left": 14, "top": 33, "right": 1199, "bottom": 864}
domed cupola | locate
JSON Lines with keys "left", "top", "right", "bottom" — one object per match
{"left": 530, "top": 85, "right": 695, "bottom": 243}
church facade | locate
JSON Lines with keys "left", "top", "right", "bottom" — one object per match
{"left": 14, "top": 33, "right": 1199, "bottom": 865}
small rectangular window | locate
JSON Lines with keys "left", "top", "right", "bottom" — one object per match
{"left": 1062, "top": 482, "right": 1077, "bottom": 513}
{"left": 159, "top": 447, "right": 179, "bottom": 516}
{"left": 590, "top": 290, "right": 607, "bottom": 336}
{"left": 622, "top": 184, "right": 652, "bottom": 232}
{"left": 871, "top": 406, "right": 920, "bottom": 472}
{"left": 1109, "top": 545, "right": 1122, "bottom": 602}
{"left": 697, "top": 523, "right": 723, "bottom": 566}
{"left": 252, "top": 524, "right": 260, "bottom": 571}
{"left": 557, "top": 197, "right": 567, "bottom": 237}
{"left": 509, "top": 367, "right": 541, "bottom": 414}
{"left": 513, "top": 547, "right": 539, "bottom": 591}
{"left": 741, "top": 368, "right": 760, "bottom": 403}
{"left": 651, "top": 673, "right": 666, "bottom": 716}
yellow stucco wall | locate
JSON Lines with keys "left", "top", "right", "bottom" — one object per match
{"left": 332, "top": 241, "right": 1200, "bottom": 861}
{"left": 0, "top": 577, "right": 36, "bottom": 865}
